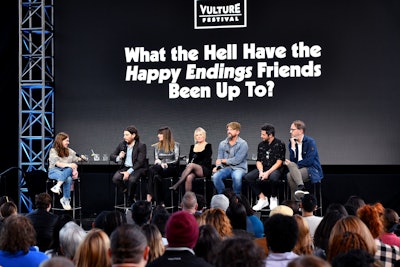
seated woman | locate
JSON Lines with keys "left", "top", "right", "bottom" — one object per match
{"left": 170, "top": 127, "right": 212, "bottom": 192}
{"left": 147, "top": 126, "right": 180, "bottom": 203}
{"left": 48, "top": 132, "right": 84, "bottom": 210}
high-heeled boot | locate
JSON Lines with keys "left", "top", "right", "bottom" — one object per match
{"left": 169, "top": 177, "right": 186, "bottom": 191}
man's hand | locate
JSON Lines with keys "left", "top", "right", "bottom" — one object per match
{"left": 120, "top": 171, "right": 129, "bottom": 181}
{"left": 119, "top": 151, "right": 126, "bottom": 159}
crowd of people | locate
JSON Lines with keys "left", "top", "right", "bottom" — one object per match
{"left": 1, "top": 120, "right": 400, "bottom": 266}
{"left": 1, "top": 191, "right": 400, "bottom": 267}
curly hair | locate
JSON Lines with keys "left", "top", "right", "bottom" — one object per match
{"left": 202, "top": 208, "right": 233, "bottom": 238}
{"left": 357, "top": 203, "right": 384, "bottom": 239}
{"left": 0, "top": 214, "right": 37, "bottom": 253}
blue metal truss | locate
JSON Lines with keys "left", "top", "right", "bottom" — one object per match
{"left": 18, "top": 0, "right": 54, "bottom": 212}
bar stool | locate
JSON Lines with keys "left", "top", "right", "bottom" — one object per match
{"left": 46, "top": 178, "right": 82, "bottom": 223}
{"left": 114, "top": 176, "right": 146, "bottom": 212}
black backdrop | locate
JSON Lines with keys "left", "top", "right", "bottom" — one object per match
{"left": 54, "top": 0, "right": 400, "bottom": 165}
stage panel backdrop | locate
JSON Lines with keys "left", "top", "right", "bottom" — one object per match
{"left": 54, "top": 0, "right": 400, "bottom": 165}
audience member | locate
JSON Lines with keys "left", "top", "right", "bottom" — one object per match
{"left": 194, "top": 224, "right": 222, "bottom": 265}
{"left": 344, "top": 195, "right": 365, "bottom": 216}
{"left": 0, "top": 200, "right": 17, "bottom": 232}
{"left": 141, "top": 223, "right": 165, "bottom": 263}
{"left": 212, "top": 121, "right": 248, "bottom": 195}
{"left": 381, "top": 208, "right": 400, "bottom": 247}
{"left": 300, "top": 194, "right": 322, "bottom": 240}
{"left": 109, "top": 224, "right": 150, "bottom": 267}
{"left": 328, "top": 231, "right": 375, "bottom": 263}
{"left": 170, "top": 127, "right": 212, "bottom": 193}
{"left": 288, "top": 255, "right": 332, "bottom": 267}
{"left": 357, "top": 203, "right": 400, "bottom": 266}
{"left": 181, "top": 191, "right": 198, "bottom": 214}
{"left": 238, "top": 194, "right": 264, "bottom": 238}
{"left": 264, "top": 214, "right": 300, "bottom": 265}
{"left": 282, "top": 199, "right": 301, "bottom": 215}
{"left": 226, "top": 200, "right": 251, "bottom": 237}
{"left": 103, "top": 210, "right": 127, "bottom": 236}
{"left": 26, "top": 192, "right": 59, "bottom": 252}
{"left": 147, "top": 211, "right": 212, "bottom": 267}
{"left": 325, "top": 203, "right": 348, "bottom": 216}
{"left": 0, "top": 214, "right": 49, "bottom": 267}
{"left": 327, "top": 216, "right": 379, "bottom": 266}
{"left": 147, "top": 126, "right": 180, "bottom": 203}
{"left": 214, "top": 236, "right": 266, "bottom": 267}
{"left": 269, "top": 204, "right": 294, "bottom": 217}
{"left": 245, "top": 123, "right": 286, "bottom": 211}
{"left": 331, "top": 249, "right": 376, "bottom": 267}
{"left": 201, "top": 208, "right": 233, "bottom": 238}
{"left": 74, "top": 228, "right": 111, "bottom": 267}
{"left": 284, "top": 120, "right": 323, "bottom": 200}
{"left": 59, "top": 221, "right": 86, "bottom": 260}
{"left": 314, "top": 210, "right": 347, "bottom": 259}
{"left": 151, "top": 204, "right": 170, "bottom": 245}
{"left": 39, "top": 256, "right": 74, "bottom": 267}
{"left": 110, "top": 125, "right": 147, "bottom": 206}
{"left": 44, "top": 214, "right": 74, "bottom": 258}
{"left": 293, "top": 214, "right": 314, "bottom": 256}
{"left": 210, "top": 194, "right": 229, "bottom": 212}
{"left": 131, "top": 200, "right": 152, "bottom": 226}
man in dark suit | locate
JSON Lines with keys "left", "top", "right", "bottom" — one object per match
{"left": 111, "top": 125, "right": 147, "bottom": 205}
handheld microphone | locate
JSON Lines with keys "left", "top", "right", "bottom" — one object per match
{"left": 76, "top": 153, "right": 88, "bottom": 162}
{"left": 190, "top": 154, "right": 197, "bottom": 163}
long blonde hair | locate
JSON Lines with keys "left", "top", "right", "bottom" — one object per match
{"left": 141, "top": 224, "right": 165, "bottom": 263}
{"left": 75, "top": 228, "right": 111, "bottom": 267}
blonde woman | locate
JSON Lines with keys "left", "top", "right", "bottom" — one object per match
{"left": 170, "top": 127, "right": 212, "bottom": 192}
{"left": 141, "top": 224, "right": 165, "bottom": 263}
{"left": 75, "top": 228, "right": 111, "bottom": 267}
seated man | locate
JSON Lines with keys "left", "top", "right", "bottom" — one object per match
{"left": 244, "top": 123, "right": 285, "bottom": 211}
{"left": 212, "top": 122, "right": 248, "bottom": 195}
{"left": 110, "top": 125, "right": 147, "bottom": 206}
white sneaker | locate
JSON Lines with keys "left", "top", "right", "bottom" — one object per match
{"left": 51, "top": 185, "right": 61, "bottom": 195}
{"left": 252, "top": 198, "right": 269, "bottom": 211}
{"left": 269, "top": 196, "right": 278, "bottom": 210}
{"left": 60, "top": 197, "right": 71, "bottom": 210}
{"left": 294, "top": 190, "right": 309, "bottom": 201}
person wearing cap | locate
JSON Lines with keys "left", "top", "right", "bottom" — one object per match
{"left": 244, "top": 123, "right": 286, "bottom": 211}
{"left": 147, "top": 211, "right": 213, "bottom": 267}
{"left": 211, "top": 122, "right": 248, "bottom": 196}
{"left": 210, "top": 194, "right": 229, "bottom": 212}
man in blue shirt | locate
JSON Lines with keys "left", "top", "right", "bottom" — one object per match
{"left": 284, "top": 120, "right": 323, "bottom": 200}
{"left": 212, "top": 122, "right": 248, "bottom": 195}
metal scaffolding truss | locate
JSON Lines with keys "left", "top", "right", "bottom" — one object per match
{"left": 18, "top": 0, "right": 55, "bottom": 211}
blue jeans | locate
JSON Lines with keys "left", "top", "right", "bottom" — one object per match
{"left": 48, "top": 167, "right": 72, "bottom": 199}
{"left": 212, "top": 167, "right": 246, "bottom": 195}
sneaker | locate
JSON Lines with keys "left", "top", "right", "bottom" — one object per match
{"left": 252, "top": 198, "right": 269, "bottom": 211}
{"left": 269, "top": 196, "right": 278, "bottom": 210}
{"left": 60, "top": 197, "right": 72, "bottom": 210}
{"left": 50, "top": 185, "right": 61, "bottom": 195}
{"left": 294, "top": 189, "right": 309, "bottom": 200}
